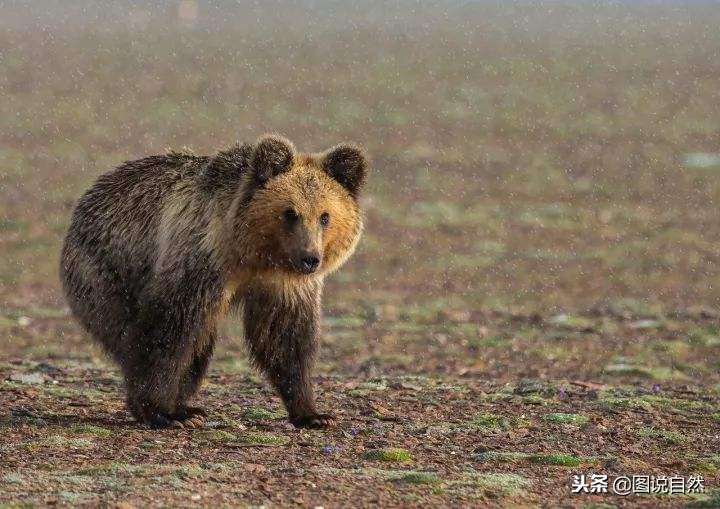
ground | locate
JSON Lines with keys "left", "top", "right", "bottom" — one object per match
{"left": 1, "top": 2, "right": 719, "bottom": 508}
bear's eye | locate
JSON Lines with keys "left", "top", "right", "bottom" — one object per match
{"left": 283, "top": 208, "right": 299, "bottom": 224}
{"left": 319, "top": 212, "right": 330, "bottom": 227}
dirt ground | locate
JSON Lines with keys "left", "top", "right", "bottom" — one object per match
{"left": 1, "top": 2, "right": 719, "bottom": 507}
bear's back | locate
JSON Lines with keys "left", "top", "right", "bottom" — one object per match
{"left": 61, "top": 152, "right": 206, "bottom": 304}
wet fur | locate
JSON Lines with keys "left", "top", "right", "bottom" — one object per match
{"left": 60, "top": 135, "right": 366, "bottom": 428}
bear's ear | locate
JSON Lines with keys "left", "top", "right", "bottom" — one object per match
{"left": 251, "top": 134, "right": 295, "bottom": 184}
{"left": 322, "top": 143, "right": 367, "bottom": 197}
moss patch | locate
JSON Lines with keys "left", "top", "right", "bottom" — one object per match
{"left": 387, "top": 470, "right": 440, "bottom": 484}
{"left": 241, "top": 406, "right": 284, "bottom": 420}
{"left": 690, "top": 455, "right": 720, "bottom": 474}
{"left": 69, "top": 423, "right": 113, "bottom": 437}
{"left": 237, "top": 433, "right": 289, "bottom": 446}
{"left": 468, "top": 412, "right": 528, "bottom": 430}
{"left": 468, "top": 472, "right": 531, "bottom": 496}
{"left": 541, "top": 413, "right": 588, "bottom": 426}
{"left": 365, "top": 448, "right": 412, "bottom": 462}
{"left": 637, "top": 427, "right": 687, "bottom": 445}
{"left": 193, "top": 430, "right": 237, "bottom": 444}
{"left": 29, "top": 435, "right": 94, "bottom": 450}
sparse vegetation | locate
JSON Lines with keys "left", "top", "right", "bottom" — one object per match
{"left": 637, "top": 427, "right": 688, "bottom": 446}
{"left": 365, "top": 448, "right": 412, "bottom": 463}
{"left": 541, "top": 413, "right": 589, "bottom": 426}
{"left": 237, "top": 433, "right": 290, "bottom": 446}
{"left": 1, "top": 1, "right": 719, "bottom": 507}
{"left": 69, "top": 424, "right": 113, "bottom": 437}
{"left": 387, "top": 470, "right": 440, "bottom": 484}
{"left": 193, "top": 430, "right": 237, "bottom": 444}
{"left": 241, "top": 406, "right": 284, "bottom": 421}
{"left": 460, "top": 472, "right": 532, "bottom": 497}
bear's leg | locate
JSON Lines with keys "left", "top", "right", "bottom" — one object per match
{"left": 173, "top": 335, "right": 216, "bottom": 428}
{"left": 120, "top": 310, "right": 201, "bottom": 429}
{"left": 118, "top": 265, "right": 222, "bottom": 429}
{"left": 243, "top": 284, "right": 334, "bottom": 429}
{"left": 123, "top": 341, "right": 193, "bottom": 428}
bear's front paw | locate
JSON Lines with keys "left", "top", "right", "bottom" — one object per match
{"left": 290, "top": 413, "right": 336, "bottom": 429}
{"left": 172, "top": 406, "right": 208, "bottom": 429}
{"left": 143, "top": 411, "right": 185, "bottom": 429}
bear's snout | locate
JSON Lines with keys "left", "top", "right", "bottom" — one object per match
{"left": 298, "top": 253, "right": 321, "bottom": 274}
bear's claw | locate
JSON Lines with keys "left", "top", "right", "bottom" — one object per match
{"left": 144, "top": 411, "right": 185, "bottom": 429}
{"left": 172, "top": 406, "right": 208, "bottom": 429}
{"left": 290, "top": 413, "right": 336, "bottom": 429}
{"left": 143, "top": 406, "right": 208, "bottom": 429}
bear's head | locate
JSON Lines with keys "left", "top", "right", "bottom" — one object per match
{"left": 237, "top": 134, "right": 367, "bottom": 278}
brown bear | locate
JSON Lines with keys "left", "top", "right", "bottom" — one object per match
{"left": 60, "top": 135, "right": 366, "bottom": 429}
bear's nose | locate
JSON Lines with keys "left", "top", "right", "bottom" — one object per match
{"left": 300, "top": 256, "right": 320, "bottom": 273}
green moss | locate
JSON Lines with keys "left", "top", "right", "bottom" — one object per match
{"left": 528, "top": 453, "right": 582, "bottom": 467}
{"left": 41, "top": 386, "right": 78, "bottom": 397}
{"left": 69, "top": 423, "right": 113, "bottom": 437}
{"left": 637, "top": 427, "right": 687, "bottom": 445}
{"left": 174, "top": 465, "right": 206, "bottom": 478}
{"left": 690, "top": 455, "right": 720, "bottom": 474}
{"left": 542, "top": 413, "right": 589, "bottom": 426}
{"left": 194, "top": 430, "right": 237, "bottom": 444}
{"left": 596, "top": 389, "right": 654, "bottom": 411}
{"left": 0, "top": 380, "right": 23, "bottom": 390}
{"left": 30, "top": 435, "right": 94, "bottom": 449}
{"left": 470, "top": 472, "right": 531, "bottom": 496}
{"left": 478, "top": 392, "right": 515, "bottom": 403}
{"left": 388, "top": 470, "right": 440, "bottom": 484}
{"left": 522, "top": 394, "right": 550, "bottom": 406}
{"left": 638, "top": 395, "right": 712, "bottom": 413}
{"left": 365, "top": 448, "right": 412, "bottom": 462}
{"left": 204, "top": 413, "right": 243, "bottom": 430}
{"left": 469, "top": 413, "right": 503, "bottom": 428}
{"left": 237, "top": 433, "right": 289, "bottom": 446}
{"left": 467, "top": 412, "right": 529, "bottom": 430}
{"left": 241, "top": 406, "right": 283, "bottom": 420}
{"left": 42, "top": 385, "right": 108, "bottom": 399}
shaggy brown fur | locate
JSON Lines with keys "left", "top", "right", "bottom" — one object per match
{"left": 60, "top": 135, "right": 366, "bottom": 429}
